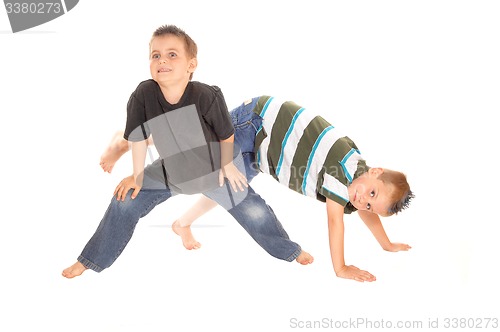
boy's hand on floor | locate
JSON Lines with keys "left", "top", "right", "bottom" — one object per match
{"left": 385, "top": 242, "right": 412, "bottom": 252}
{"left": 336, "top": 265, "right": 376, "bottom": 282}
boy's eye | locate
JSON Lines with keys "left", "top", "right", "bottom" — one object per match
{"left": 370, "top": 190, "right": 375, "bottom": 197}
{"left": 168, "top": 52, "right": 177, "bottom": 58}
{"left": 152, "top": 54, "right": 160, "bottom": 59}
{"left": 366, "top": 203, "right": 371, "bottom": 210}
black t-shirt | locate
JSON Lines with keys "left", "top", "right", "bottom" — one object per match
{"left": 123, "top": 79, "right": 235, "bottom": 194}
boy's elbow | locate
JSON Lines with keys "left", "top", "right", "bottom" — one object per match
{"left": 328, "top": 216, "right": 343, "bottom": 227}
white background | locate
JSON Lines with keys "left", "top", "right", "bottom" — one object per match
{"left": 1, "top": 1, "right": 499, "bottom": 331}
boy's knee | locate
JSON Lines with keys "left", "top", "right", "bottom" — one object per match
{"left": 231, "top": 195, "right": 272, "bottom": 225}
{"left": 109, "top": 191, "right": 136, "bottom": 210}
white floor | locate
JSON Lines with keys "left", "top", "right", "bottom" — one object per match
{"left": 1, "top": 1, "right": 499, "bottom": 331}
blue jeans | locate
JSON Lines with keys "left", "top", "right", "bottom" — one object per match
{"left": 232, "top": 97, "right": 261, "bottom": 183}
{"left": 78, "top": 98, "right": 301, "bottom": 272}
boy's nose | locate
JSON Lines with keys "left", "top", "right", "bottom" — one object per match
{"left": 358, "top": 194, "right": 366, "bottom": 204}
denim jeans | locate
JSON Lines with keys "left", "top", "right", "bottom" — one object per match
{"left": 232, "top": 97, "right": 261, "bottom": 183}
{"left": 78, "top": 98, "right": 301, "bottom": 272}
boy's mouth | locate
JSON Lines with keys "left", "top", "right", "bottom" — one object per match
{"left": 157, "top": 67, "right": 171, "bottom": 73}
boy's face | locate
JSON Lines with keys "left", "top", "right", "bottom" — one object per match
{"left": 348, "top": 168, "right": 392, "bottom": 216}
{"left": 149, "top": 35, "right": 197, "bottom": 86}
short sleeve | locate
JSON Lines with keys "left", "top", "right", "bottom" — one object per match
{"left": 124, "top": 89, "right": 150, "bottom": 142}
{"left": 318, "top": 172, "right": 350, "bottom": 207}
{"left": 203, "top": 87, "right": 234, "bottom": 140}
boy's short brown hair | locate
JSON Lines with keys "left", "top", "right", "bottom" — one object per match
{"left": 150, "top": 25, "right": 198, "bottom": 80}
{"left": 378, "top": 169, "right": 414, "bottom": 216}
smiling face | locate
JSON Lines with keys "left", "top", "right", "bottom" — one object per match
{"left": 348, "top": 168, "right": 393, "bottom": 216}
{"left": 149, "top": 34, "right": 197, "bottom": 87}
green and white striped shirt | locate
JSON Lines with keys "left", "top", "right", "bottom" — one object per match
{"left": 253, "top": 96, "right": 369, "bottom": 213}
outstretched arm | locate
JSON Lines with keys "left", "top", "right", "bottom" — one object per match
{"left": 326, "top": 198, "right": 376, "bottom": 282}
{"left": 357, "top": 210, "right": 411, "bottom": 252}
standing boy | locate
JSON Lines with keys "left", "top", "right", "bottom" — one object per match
{"left": 62, "top": 25, "right": 312, "bottom": 279}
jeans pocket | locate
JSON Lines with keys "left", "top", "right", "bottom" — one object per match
{"left": 235, "top": 122, "right": 258, "bottom": 153}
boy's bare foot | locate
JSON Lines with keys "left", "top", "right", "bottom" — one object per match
{"left": 99, "top": 131, "right": 129, "bottom": 173}
{"left": 62, "top": 261, "right": 88, "bottom": 279}
{"left": 172, "top": 220, "right": 201, "bottom": 250}
{"left": 296, "top": 250, "right": 314, "bottom": 265}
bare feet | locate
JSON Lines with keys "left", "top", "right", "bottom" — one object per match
{"left": 296, "top": 250, "right": 314, "bottom": 265}
{"left": 99, "top": 131, "right": 129, "bottom": 173}
{"left": 172, "top": 220, "right": 201, "bottom": 250}
{"left": 62, "top": 261, "right": 87, "bottom": 279}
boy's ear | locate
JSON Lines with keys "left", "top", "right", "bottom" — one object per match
{"left": 188, "top": 57, "right": 198, "bottom": 73}
{"left": 369, "top": 167, "right": 384, "bottom": 177}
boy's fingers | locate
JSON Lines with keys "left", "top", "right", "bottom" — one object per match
{"left": 119, "top": 184, "right": 130, "bottom": 201}
{"left": 114, "top": 180, "right": 124, "bottom": 196}
{"left": 234, "top": 172, "right": 247, "bottom": 191}
{"left": 240, "top": 173, "right": 248, "bottom": 187}
{"left": 230, "top": 180, "right": 239, "bottom": 192}
{"left": 219, "top": 171, "right": 224, "bottom": 187}
{"left": 131, "top": 187, "right": 141, "bottom": 199}
{"left": 115, "top": 186, "right": 123, "bottom": 200}
{"left": 119, "top": 187, "right": 126, "bottom": 201}
{"left": 221, "top": 171, "right": 248, "bottom": 192}
{"left": 360, "top": 271, "right": 376, "bottom": 281}
{"left": 123, "top": 187, "right": 132, "bottom": 200}
{"left": 346, "top": 266, "right": 376, "bottom": 282}
{"left": 235, "top": 179, "right": 244, "bottom": 192}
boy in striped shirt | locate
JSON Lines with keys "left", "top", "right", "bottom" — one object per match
{"left": 100, "top": 96, "right": 414, "bottom": 282}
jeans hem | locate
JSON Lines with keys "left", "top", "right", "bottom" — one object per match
{"left": 78, "top": 255, "right": 103, "bottom": 273}
{"left": 285, "top": 246, "right": 302, "bottom": 262}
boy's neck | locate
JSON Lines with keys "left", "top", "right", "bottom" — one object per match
{"left": 158, "top": 80, "right": 189, "bottom": 105}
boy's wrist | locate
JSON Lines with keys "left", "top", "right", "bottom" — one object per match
{"left": 221, "top": 161, "right": 235, "bottom": 169}
{"left": 381, "top": 242, "right": 394, "bottom": 251}
{"left": 334, "top": 264, "right": 346, "bottom": 275}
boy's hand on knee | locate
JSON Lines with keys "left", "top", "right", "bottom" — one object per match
{"left": 219, "top": 162, "right": 248, "bottom": 192}
{"left": 336, "top": 265, "right": 376, "bottom": 282}
{"left": 131, "top": 186, "right": 142, "bottom": 199}
{"left": 114, "top": 175, "right": 142, "bottom": 201}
